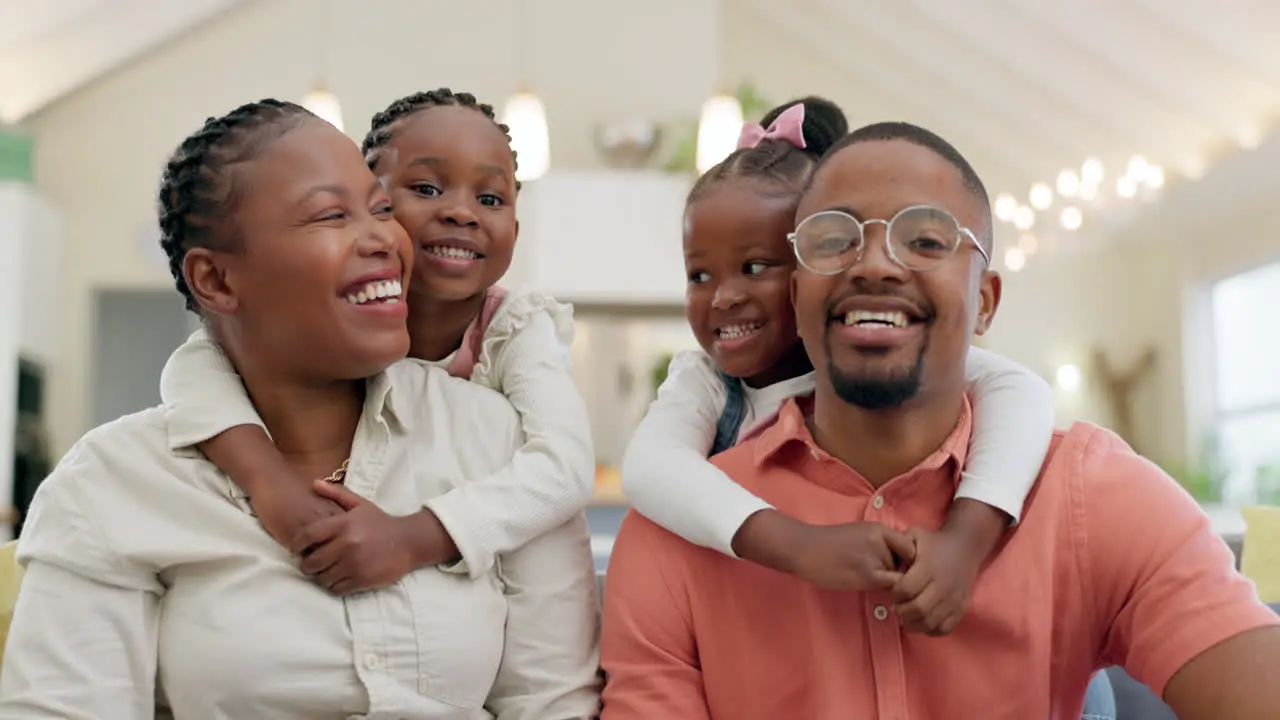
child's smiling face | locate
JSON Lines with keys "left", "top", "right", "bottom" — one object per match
{"left": 375, "top": 105, "right": 519, "bottom": 305}
{"left": 683, "top": 181, "right": 804, "bottom": 386}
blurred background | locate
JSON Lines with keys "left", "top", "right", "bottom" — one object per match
{"left": 0, "top": 0, "right": 1278, "bottom": 559}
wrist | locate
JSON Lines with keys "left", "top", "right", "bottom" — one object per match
{"left": 941, "top": 499, "right": 1008, "bottom": 564}
{"left": 731, "top": 509, "right": 809, "bottom": 575}
{"left": 402, "top": 510, "right": 460, "bottom": 568}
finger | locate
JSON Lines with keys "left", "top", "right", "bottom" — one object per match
{"left": 317, "top": 563, "right": 353, "bottom": 593}
{"left": 870, "top": 570, "right": 904, "bottom": 589}
{"left": 936, "top": 611, "right": 963, "bottom": 636}
{"left": 896, "top": 581, "right": 943, "bottom": 629}
{"left": 290, "top": 515, "right": 346, "bottom": 556}
{"left": 922, "top": 600, "right": 957, "bottom": 637}
{"left": 298, "top": 538, "right": 345, "bottom": 576}
{"left": 882, "top": 528, "right": 917, "bottom": 565}
{"left": 890, "top": 560, "right": 932, "bottom": 604}
{"left": 330, "top": 578, "right": 360, "bottom": 596}
{"left": 312, "top": 481, "right": 367, "bottom": 511}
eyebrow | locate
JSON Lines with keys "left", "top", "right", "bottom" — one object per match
{"left": 294, "top": 184, "right": 348, "bottom": 206}
{"left": 407, "top": 156, "right": 510, "bottom": 179}
{"left": 294, "top": 179, "right": 386, "bottom": 206}
{"left": 820, "top": 204, "right": 865, "bottom": 220}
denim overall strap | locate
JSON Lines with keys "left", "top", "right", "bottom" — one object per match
{"left": 710, "top": 372, "right": 747, "bottom": 456}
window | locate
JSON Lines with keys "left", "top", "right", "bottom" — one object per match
{"left": 1209, "top": 261, "right": 1280, "bottom": 502}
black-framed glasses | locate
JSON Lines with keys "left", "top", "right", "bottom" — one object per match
{"left": 787, "top": 205, "right": 990, "bottom": 275}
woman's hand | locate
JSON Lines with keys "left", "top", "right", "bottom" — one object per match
{"left": 289, "top": 482, "right": 457, "bottom": 595}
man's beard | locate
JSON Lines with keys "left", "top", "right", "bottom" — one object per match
{"left": 825, "top": 335, "right": 927, "bottom": 410}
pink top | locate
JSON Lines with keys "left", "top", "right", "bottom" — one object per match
{"left": 601, "top": 397, "right": 1280, "bottom": 719}
{"left": 444, "top": 286, "right": 508, "bottom": 380}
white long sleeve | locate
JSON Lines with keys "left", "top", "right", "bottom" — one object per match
{"left": 0, "top": 442, "right": 163, "bottom": 720}
{"left": 487, "top": 513, "right": 602, "bottom": 719}
{"left": 427, "top": 293, "right": 596, "bottom": 577}
{"left": 958, "top": 346, "right": 1056, "bottom": 522}
{"left": 158, "top": 330, "right": 263, "bottom": 448}
{"left": 620, "top": 351, "right": 773, "bottom": 557}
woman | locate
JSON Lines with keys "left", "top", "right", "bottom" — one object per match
{"left": 0, "top": 99, "right": 600, "bottom": 719}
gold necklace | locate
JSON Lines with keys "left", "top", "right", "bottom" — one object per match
{"left": 321, "top": 459, "right": 351, "bottom": 484}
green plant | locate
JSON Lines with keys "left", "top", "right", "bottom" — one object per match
{"left": 650, "top": 352, "right": 676, "bottom": 396}
{"left": 1255, "top": 461, "right": 1280, "bottom": 505}
{"left": 663, "top": 82, "right": 774, "bottom": 174}
{"left": 1162, "top": 432, "right": 1229, "bottom": 504}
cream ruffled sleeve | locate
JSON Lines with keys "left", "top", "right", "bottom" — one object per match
{"left": 424, "top": 288, "right": 596, "bottom": 578}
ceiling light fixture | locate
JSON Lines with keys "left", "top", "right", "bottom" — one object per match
{"left": 1029, "top": 183, "right": 1053, "bottom": 210}
{"left": 1013, "top": 205, "right": 1036, "bottom": 230}
{"left": 1056, "top": 169, "right": 1080, "bottom": 197}
{"left": 994, "top": 193, "right": 1018, "bottom": 222}
{"left": 1059, "top": 206, "right": 1083, "bottom": 230}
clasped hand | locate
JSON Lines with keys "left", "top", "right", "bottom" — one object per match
{"left": 791, "top": 521, "right": 981, "bottom": 636}
{"left": 250, "top": 478, "right": 448, "bottom": 595}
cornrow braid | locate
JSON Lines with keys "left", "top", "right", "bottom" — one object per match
{"left": 361, "top": 87, "right": 521, "bottom": 190}
{"left": 158, "top": 99, "right": 315, "bottom": 312}
{"left": 688, "top": 96, "right": 848, "bottom": 205}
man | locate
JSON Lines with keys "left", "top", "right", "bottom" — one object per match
{"left": 600, "top": 122, "right": 1280, "bottom": 718}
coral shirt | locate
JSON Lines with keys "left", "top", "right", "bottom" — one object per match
{"left": 601, "top": 397, "right": 1278, "bottom": 719}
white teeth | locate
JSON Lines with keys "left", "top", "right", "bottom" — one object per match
{"left": 717, "top": 323, "right": 761, "bottom": 340}
{"left": 843, "top": 310, "right": 908, "bottom": 328}
{"left": 344, "top": 279, "right": 403, "bottom": 305}
{"left": 425, "top": 245, "right": 479, "bottom": 260}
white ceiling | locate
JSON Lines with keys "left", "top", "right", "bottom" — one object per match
{"left": 744, "top": 0, "right": 1280, "bottom": 250}
{"left": 1, "top": 0, "right": 1276, "bottom": 246}
{"left": 0, "top": 0, "right": 243, "bottom": 124}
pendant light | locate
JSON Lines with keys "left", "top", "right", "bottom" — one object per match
{"left": 301, "top": 0, "right": 343, "bottom": 132}
{"left": 303, "top": 85, "right": 343, "bottom": 132}
{"left": 501, "top": 0, "right": 550, "bottom": 181}
{"left": 696, "top": 91, "right": 743, "bottom": 174}
{"left": 503, "top": 89, "right": 550, "bottom": 181}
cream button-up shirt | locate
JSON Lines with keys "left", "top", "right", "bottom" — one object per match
{"left": 0, "top": 360, "right": 602, "bottom": 719}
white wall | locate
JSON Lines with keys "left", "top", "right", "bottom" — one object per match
{"left": 27, "top": 0, "right": 722, "bottom": 455}
{"left": 22, "top": 0, "right": 1280, "bottom": 469}
{"left": 0, "top": 182, "right": 61, "bottom": 535}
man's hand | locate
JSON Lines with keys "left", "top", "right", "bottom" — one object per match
{"left": 888, "top": 526, "right": 982, "bottom": 635}
{"left": 288, "top": 482, "right": 420, "bottom": 595}
{"left": 247, "top": 475, "right": 344, "bottom": 549}
{"left": 789, "top": 521, "right": 917, "bottom": 591}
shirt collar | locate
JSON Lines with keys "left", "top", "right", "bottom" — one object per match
{"left": 369, "top": 361, "right": 414, "bottom": 434}
{"left": 753, "top": 395, "right": 973, "bottom": 478}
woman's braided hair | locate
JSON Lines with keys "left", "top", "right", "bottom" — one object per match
{"left": 360, "top": 87, "right": 521, "bottom": 190}
{"left": 157, "top": 99, "right": 315, "bottom": 311}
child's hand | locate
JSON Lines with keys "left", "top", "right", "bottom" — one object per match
{"left": 248, "top": 476, "right": 344, "bottom": 550}
{"left": 288, "top": 482, "right": 420, "bottom": 595}
{"left": 888, "top": 526, "right": 982, "bottom": 636}
{"left": 791, "top": 521, "right": 917, "bottom": 591}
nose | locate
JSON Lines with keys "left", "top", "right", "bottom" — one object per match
{"left": 356, "top": 215, "right": 401, "bottom": 258}
{"left": 848, "top": 222, "right": 909, "bottom": 283}
{"left": 711, "top": 279, "right": 749, "bottom": 310}
{"left": 440, "top": 198, "right": 479, "bottom": 227}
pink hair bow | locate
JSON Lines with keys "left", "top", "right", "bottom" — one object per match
{"left": 736, "top": 103, "right": 807, "bottom": 150}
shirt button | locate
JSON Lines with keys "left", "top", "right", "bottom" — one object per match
{"left": 363, "top": 653, "right": 381, "bottom": 670}
{"left": 873, "top": 605, "right": 889, "bottom": 621}
{"left": 871, "top": 495, "right": 885, "bottom": 509}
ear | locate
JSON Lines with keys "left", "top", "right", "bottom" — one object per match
{"left": 513, "top": 217, "right": 519, "bottom": 242}
{"left": 974, "top": 269, "right": 1002, "bottom": 335}
{"left": 183, "top": 248, "right": 239, "bottom": 315}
